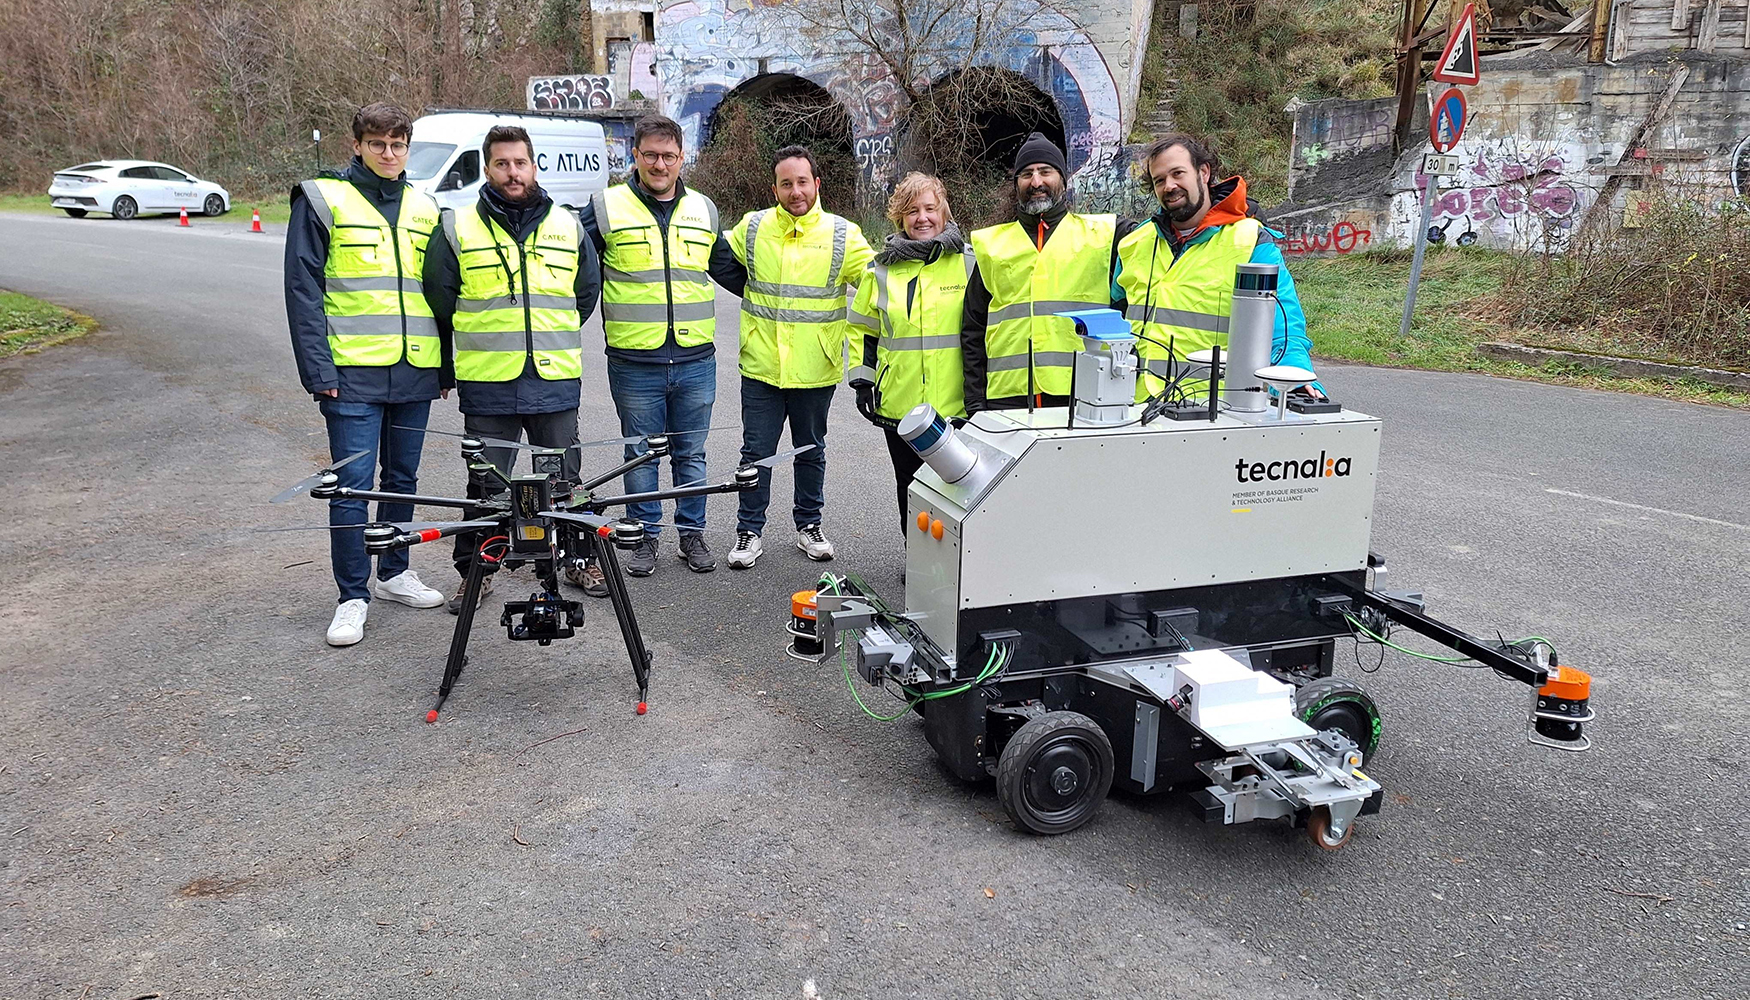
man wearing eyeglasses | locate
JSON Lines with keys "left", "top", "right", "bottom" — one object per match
{"left": 286, "top": 102, "right": 450, "bottom": 648}
{"left": 576, "top": 114, "right": 745, "bottom": 581}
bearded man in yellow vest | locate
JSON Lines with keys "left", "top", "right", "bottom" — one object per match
{"left": 1113, "top": 134, "right": 1321, "bottom": 402}
{"left": 961, "top": 133, "right": 1135, "bottom": 412}
{"left": 424, "top": 124, "right": 601, "bottom": 613}
{"left": 286, "top": 102, "right": 450, "bottom": 647}
{"left": 723, "top": 145, "right": 874, "bottom": 570}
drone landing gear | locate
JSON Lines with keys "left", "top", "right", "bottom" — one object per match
{"left": 427, "top": 547, "right": 492, "bottom": 724}
{"left": 423, "top": 530, "right": 653, "bottom": 724}
{"left": 592, "top": 532, "right": 653, "bottom": 713}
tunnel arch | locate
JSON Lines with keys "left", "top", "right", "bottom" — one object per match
{"left": 893, "top": 67, "right": 1068, "bottom": 227}
{"left": 690, "top": 72, "right": 858, "bottom": 221}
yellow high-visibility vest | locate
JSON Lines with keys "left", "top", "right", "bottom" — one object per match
{"left": 728, "top": 200, "right": 873, "bottom": 389}
{"left": 970, "top": 213, "right": 1116, "bottom": 400}
{"left": 592, "top": 184, "right": 720, "bottom": 350}
{"left": 441, "top": 204, "right": 584, "bottom": 382}
{"left": 1116, "top": 218, "right": 1260, "bottom": 399}
{"left": 847, "top": 247, "right": 974, "bottom": 420}
{"left": 301, "top": 177, "right": 440, "bottom": 368}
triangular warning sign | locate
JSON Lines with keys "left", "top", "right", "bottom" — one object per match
{"left": 1432, "top": 2, "right": 1481, "bottom": 86}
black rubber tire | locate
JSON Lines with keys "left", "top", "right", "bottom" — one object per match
{"left": 1295, "top": 676, "right": 1381, "bottom": 763}
{"left": 996, "top": 711, "right": 1114, "bottom": 836}
{"left": 111, "top": 195, "right": 138, "bottom": 220}
{"left": 62, "top": 207, "right": 88, "bottom": 218}
{"left": 203, "top": 193, "right": 226, "bottom": 217}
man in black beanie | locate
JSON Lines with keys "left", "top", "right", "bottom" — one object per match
{"left": 960, "top": 133, "right": 1134, "bottom": 412}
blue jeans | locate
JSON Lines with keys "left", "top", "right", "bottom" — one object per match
{"left": 736, "top": 376, "right": 833, "bottom": 535}
{"left": 605, "top": 356, "right": 715, "bottom": 537}
{"left": 317, "top": 398, "right": 432, "bottom": 602}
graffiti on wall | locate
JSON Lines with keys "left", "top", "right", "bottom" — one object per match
{"left": 528, "top": 75, "right": 615, "bottom": 111}
{"left": 1381, "top": 138, "right": 1599, "bottom": 249}
{"left": 1280, "top": 221, "right": 1374, "bottom": 255}
{"left": 1428, "top": 150, "right": 1585, "bottom": 223}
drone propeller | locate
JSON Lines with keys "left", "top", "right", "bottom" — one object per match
{"left": 404, "top": 423, "right": 744, "bottom": 455}
{"left": 744, "top": 444, "right": 816, "bottom": 469}
{"left": 270, "top": 449, "right": 372, "bottom": 504}
{"left": 399, "top": 425, "right": 558, "bottom": 453}
{"left": 251, "top": 519, "right": 484, "bottom": 534}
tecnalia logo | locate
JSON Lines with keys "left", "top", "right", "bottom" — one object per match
{"left": 1235, "top": 451, "right": 1353, "bottom": 483}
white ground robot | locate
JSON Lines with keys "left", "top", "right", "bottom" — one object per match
{"left": 805, "top": 265, "right": 1593, "bottom": 849}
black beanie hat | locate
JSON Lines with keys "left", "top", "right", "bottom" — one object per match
{"left": 1012, "top": 132, "right": 1068, "bottom": 177}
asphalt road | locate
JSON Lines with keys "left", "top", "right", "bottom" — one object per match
{"left": 1, "top": 211, "right": 1745, "bottom": 999}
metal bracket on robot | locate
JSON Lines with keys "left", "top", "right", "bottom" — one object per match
{"left": 1193, "top": 729, "right": 1381, "bottom": 838}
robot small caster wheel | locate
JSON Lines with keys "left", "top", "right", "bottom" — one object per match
{"left": 996, "top": 711, "right": 1115, "bottom": 835}
{"left": 1306, "top": 806, "right": 1355, "bottom": 850}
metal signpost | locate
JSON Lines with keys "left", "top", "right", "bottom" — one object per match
{"left": 1401, "top": 6, "right": 1480, "bottom": 341}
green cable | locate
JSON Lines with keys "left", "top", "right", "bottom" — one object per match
{"left": 1343, "top": 613, "right": 1476, "bottom": 664}
{"left": 1347, "top": 612, "right": 1562, "bottom": 667}
{"left": 840, "top": 645, "right": 919, "bottom": 721}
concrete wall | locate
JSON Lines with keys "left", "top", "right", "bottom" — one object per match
{"left": 1275, "top": 54, "right": 1750, "bottom": 254}
{"left": 650, "top": 0, "right": 1153, "bottom": 210}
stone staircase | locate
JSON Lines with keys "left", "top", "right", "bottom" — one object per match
{"left": 1133, "top": 0, "right": 1186, "bottom": 139}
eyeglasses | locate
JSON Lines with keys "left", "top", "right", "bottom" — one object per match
{"left": 364, "top": 140, "right": 410, "bottom": 155}
{"left": 638, "top": 150, "right": 680, "bottom": 166}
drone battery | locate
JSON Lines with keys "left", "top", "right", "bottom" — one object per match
{"left": 510, "top": 476, "right": 554, "bottom": 553}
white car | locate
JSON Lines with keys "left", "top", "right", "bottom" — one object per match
{"left": 47, "top": 160, "right": 231, "bottom": 220}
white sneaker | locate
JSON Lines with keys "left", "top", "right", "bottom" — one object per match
{"left": 326, "top": 598, "right": 369, "bottom": 646}
{"left": 727, "top": 530, "right": 763, "bottom": 569}
{"left": 796, "top": 524, "right": 835, "bottom": 561}
{"left": 374, "top": 569, "right": 445, "bottom": 608}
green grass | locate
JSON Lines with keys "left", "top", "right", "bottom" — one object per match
{"left": 1295, "top": 248, "right": 1750, "bottom": 408}
{"left": 0, "top": 290, "right": 96, "bottom": 359}
{"left": 0, "top": 190, "right": 290, "bottom": 224}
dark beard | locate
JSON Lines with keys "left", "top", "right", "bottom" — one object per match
{"left": 1166, "top": 186, "right": 1205, "bottom": 224}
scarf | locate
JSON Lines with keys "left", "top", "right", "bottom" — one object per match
{"left": 874, "top": 221, "right": 966, "bottom": 266}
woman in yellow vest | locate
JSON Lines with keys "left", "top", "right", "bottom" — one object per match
{"left": 847, "top": 172, "right": 973, "bottom": 537}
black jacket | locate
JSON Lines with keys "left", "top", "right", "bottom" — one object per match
{"left": 959, "top": 202, "right": 1135, "bottom": 412}
{"left": 423, "top": 183, "right": 602, "bottom": 416}
{"left": 285, "top": 157, "right": 449, "bottom": 402}
{"left": 576, "top": 174, "right": 746, "bottom": 365}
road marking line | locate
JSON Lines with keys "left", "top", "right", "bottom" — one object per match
{"left": 1545, "top": 488, "right": 1749, "bottom": 531}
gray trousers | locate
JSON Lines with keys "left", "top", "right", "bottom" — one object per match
{"left": 452, "top": 409, "right": 582, "bottom": 577}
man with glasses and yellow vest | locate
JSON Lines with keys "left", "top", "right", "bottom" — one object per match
{"left": 722, "top": 145, "right": 874, "bottom": 570}
{"left": 286, "top": 102, "right": 450, "bottom": 647}
{"left": 961, "top": 133, "right": 1135, "bottom": 413}
{"left": 577, "top": 115, "right": 746, "bottom": 580}
{"left": 1114, "top": 134, "right": 1320, "bottom": 402}
{"left": 423, "top": 124, "right": 601, "bottom": 613}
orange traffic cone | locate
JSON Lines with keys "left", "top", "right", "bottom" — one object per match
{"left": 250, "top": 208, "right": 263, "bottom": 233}
{"left": 178, "top": 206, "right": 190, "bottom": 227}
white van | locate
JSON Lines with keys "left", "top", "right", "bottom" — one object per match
{"left": 404, "top": 110, "right": 609, "bottom": 210}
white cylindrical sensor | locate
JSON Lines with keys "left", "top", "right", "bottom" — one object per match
{"left": 1225, "top": 262, "right": 1278, "bottom": 413}
{"left": 898, "top": 404, "right": 978, "bottom": 484}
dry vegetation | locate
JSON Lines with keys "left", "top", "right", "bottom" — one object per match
{"left": 1155, "top": 0, "right": 1400, "bottom": 205}
{"left": 0, "top": 0, "right": 583, "bottom": 198}
{"left": 1499, "top": 197, "right": 1750, "bottom": 367}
